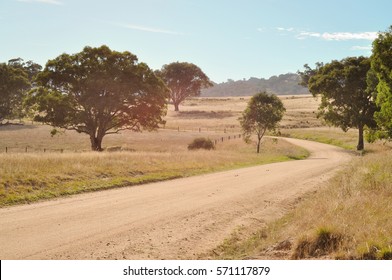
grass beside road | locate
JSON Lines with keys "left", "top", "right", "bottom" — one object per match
{"left": 280, "top": 127, "right": 358, "bottom": 150}
{"left": 210, "top": 149, "right": 392, "bottom": 260}
{"left": 0, "top": 137, "right": 308, "bottom": 207}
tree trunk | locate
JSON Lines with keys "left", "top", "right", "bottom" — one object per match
{"left": 90, "top": 135, "right": 103, "bottom": 151}
{"left": 357, "top": 125, "right": 364, "bottom": 151}
{"left": 256, "top": 137, "right": 261, "bottom": 153}
{"left": 174, "top": 102, "right": 180, "bottom": 112}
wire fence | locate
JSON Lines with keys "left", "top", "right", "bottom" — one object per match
{"left": 1, "top": 126, "right": 244, "bottom": 154}
{"left": 161, "top": 126, "right": 243, "bottom": 146}
{"left": 3, "top": 147, "right": 66, "bottom": 154}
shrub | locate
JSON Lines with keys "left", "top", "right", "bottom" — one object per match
{"left": 188, "top": 138, "right": 215, "bottom": 150}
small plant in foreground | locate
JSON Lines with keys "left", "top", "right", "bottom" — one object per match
{"left": 188, "top": 138, "right": 215, "bottom": 150}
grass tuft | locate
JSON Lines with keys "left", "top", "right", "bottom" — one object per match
{"left": 292, "top": 228, "right": 345, "bottom": 259}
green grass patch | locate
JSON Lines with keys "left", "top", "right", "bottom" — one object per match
{"left": 281, "top": 128, "right": 357, "bottom": 150}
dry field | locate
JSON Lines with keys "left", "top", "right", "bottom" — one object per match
{"left": 0, "top": 95, "right": 377, "bottom": 208}
{"left": 166, "top": 95, "right": 322, "bottom": 133}
{"left": 0, "top": 95, "right": 319, "bottom": 206}
{"left": 2, "top": 94, "right": 391, "bottom": 260}
{"left": 0, "top": 95, "right": 320, "bottom": 153}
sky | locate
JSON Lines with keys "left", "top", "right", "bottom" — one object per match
{"left": 1, "top": 0, "right": 391, "bottom": 83}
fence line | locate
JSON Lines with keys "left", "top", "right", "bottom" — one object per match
{"left": 163, "top": 125, "right": 240, "bottom": 134}
{"left": 1, "top": 127, "right": 243, "bottom": 153}
{"left": 3, "top": 147, "right": 65, "bottom": 154}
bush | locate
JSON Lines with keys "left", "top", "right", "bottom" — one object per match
{"left": 188, "top": 138, "right": 215, "bottom": 150}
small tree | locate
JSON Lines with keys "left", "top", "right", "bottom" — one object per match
{"left": 26, "top": 45, "right": 169, "bottom": 151}
{"left": 157, "top": 62, "right": 213, "bottom": 111}
{"left": 239, "top": 92, "right": 285, "bottom": 153}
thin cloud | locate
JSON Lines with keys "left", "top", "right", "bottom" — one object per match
{"left": 16, "top": 0, "right": 63, "bottom": 5}
{"left": 351, "top": 46, "right": 373, "bottom": 51}
{"left": 323, "top": 32, "right": 378, "bottom": 41}
{"left": 276, "top": 27, "right": 294, "bottom": 32}
{"left": 297, "top": 31, "right": 321, "bottom": 39}
{"left": 273, "top": 27, "right": 378, "bottom": 41}
{"left": 117, "top": 23, "right": 182, "bottom": 35}
{"left": 297, "top": 31, "right": 378, "bottom": 41}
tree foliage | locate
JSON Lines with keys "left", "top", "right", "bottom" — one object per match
{"left": 0, "top": 62, "right": 30, "bottom": 123}
{"left": 26, "top": 45, "right": 169, "bottom": 151}
{"left": 370, "top": 26, "right": 392, "bottom": 140}
{"left": 297, "top": 62, "right": 323, "bottom": 88}
{"left": 8, "top": 58, "right": 42, "bottom": 82}
{"left": 300, "top": 57, "right": 378, "bottom": 150}
{"left": 157, "top": 62, "right": 212, "bottom": 111}
{"left": 239, "top": 92, "right": 285, "bottom": 153}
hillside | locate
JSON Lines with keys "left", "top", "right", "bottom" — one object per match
{"left": 201, "top": 73, "right": 309, "bottom": 97}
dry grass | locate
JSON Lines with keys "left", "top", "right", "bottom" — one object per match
{"left": 285, "top": 151, "right": 392, "bottom": 259}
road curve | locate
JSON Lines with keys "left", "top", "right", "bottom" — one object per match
{"left": 0, "top": 138, "right": 352, "bottom": 259}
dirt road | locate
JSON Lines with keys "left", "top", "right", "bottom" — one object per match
{"left": 0, "top": 138, "right": 352, "bottom": 259}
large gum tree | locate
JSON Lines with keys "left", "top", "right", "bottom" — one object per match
{"left": 299, "top": 57, "right": 378, "bottom": 151}
{"left": 27, "top": 45, "right": 169, "bottom": 151}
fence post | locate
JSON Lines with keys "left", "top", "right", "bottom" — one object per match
{"left": 199, "top": 128, "right": 201, "bottom": 133}
{"left": 61, "top": 149, "right": 64, "bottom": 153}
{"left": 25, "top": 146, "right": 28, "bottom": 153}
{"left": 44, "top": 148, "right": 46, "bottom": 153}
{"left": 5, "top": 147, "right": 7, "bottom": 153}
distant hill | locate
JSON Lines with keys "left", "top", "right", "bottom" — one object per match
{"left": 201, "top": 73, "right": 309, "bottom": 97}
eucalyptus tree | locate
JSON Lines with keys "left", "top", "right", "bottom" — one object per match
{"left": 157, "top": 62, "right": 212, "bottom": 111}
{"left": 299, "top": 57, "right": 378, "bottom": 150}
{"left": 26, "top": 45, "right": 169, "bottom": 151}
